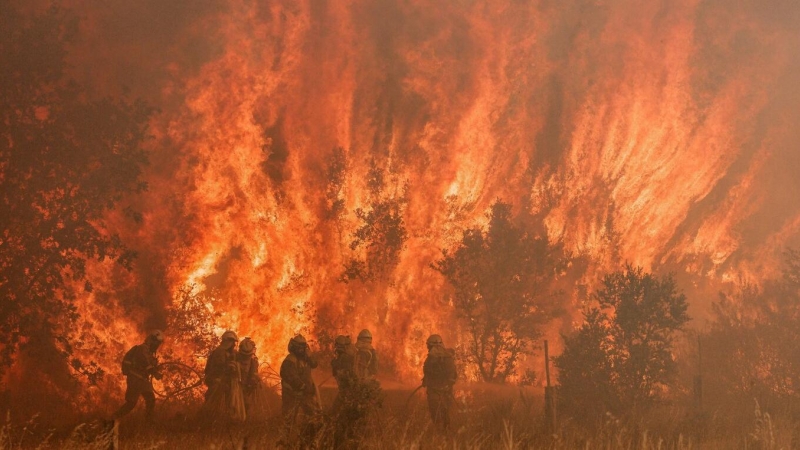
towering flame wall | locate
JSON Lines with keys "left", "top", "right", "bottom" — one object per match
{"left": 43, "top": 0, "right": 800, "bottom": 394}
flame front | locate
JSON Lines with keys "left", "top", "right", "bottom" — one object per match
{"left": 44, "top": 0, "right": 800, "bottom": 393}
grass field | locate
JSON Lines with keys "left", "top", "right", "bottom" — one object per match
{"left": 1, "top": 383, "right": 797, "bottom": 449}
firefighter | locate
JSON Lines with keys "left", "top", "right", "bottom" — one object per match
{"left": 280, "top": 334, "right": 319, "bottom": 417}
{"left": 331, "top": 333, "right": 378, "bottom": 446}
{"left": 331, "top": 335, "right": 357, "bottom": 401}
{"left": 201, "top": 330, "right": 246, "bottom": 422}
{"left": 237, "top": 337, "right": 260, "bottom": 415}
{"left": 111, "top": 330, "right": 164, "bottom": 422}
{"left": 422, "top": 334, "right": 457, "bottom": 430}
{"left": 354, "top": 329, "right": 378, "bottom": 383}
{"left": 204, "top": 330, "right": 239, "bottom": 399}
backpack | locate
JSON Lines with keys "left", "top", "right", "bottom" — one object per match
{"left": 333, "top": 344, "right": 357, "bottom": 387}
{"left": 425, "top": 347, "right": 456, "bottom": 386}
{"left": 354, "top": 345, "right": 374, "bottom": 381}
{"left": 121, "top": 346, "right": 138, "bottom": 376}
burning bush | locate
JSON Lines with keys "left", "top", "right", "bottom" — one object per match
{"left": 556, "top": 265, "right": 690, "bottom": 421}
{"left": 701, "top": 249, "right": 800, "bottom": 411}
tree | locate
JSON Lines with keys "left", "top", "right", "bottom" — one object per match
{"left": 434, "top": 201, "right": 564, "bottom": 383}
{"left": 341, "top": 160, "right": 407, "bottom": 283}
{"left": 556, "top": 265, "right": 690, "bottom": 419}
{"left": 555, "top": 308, "right": 618, "bottom": 413}
{"left": 702, "top": 249, "right": 800, "bottom": 402}
{"left": 157, "top": 285, "right": 221, "bottom": 403}
{"left": 323, "top": 146, "right": 347, "bottom": 222}
{"left": 0, "top": 4, "right": 150, "bottom": 378}
{"left": 339, "top": 160, "right": 408, "bottom": 324}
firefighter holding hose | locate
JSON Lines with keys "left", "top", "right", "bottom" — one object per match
{"left": 111, "top": 330, "right": 164, "bottom": 422}
{"left": 422, "top": 334, "right": 457, "bottom": 430}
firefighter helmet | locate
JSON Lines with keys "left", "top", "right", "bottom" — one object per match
{"left": 357, "top": 329, "right": 372, "bottom": 343}
{"left": 221, "top": 330, "right": 238, "bottom": 342}
{"left": 426, "top": 334, "right": 444, "bottom": 348}
{"left": 239, "top": 337, "right": 256, "bottom": 355}
{"left": 334, "top": 335, "right": 351, "bottom": 350}
{"left": 288, "top": 334, "right": 309, "bottom": 354}
{"left": 145, "top": 329, "right": 164, "bottom": 348}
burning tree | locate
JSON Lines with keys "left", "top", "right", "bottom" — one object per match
{"left": 556, "top": 265, "right": 689, "bottom": 419}
{"left": 434, "top": 201, "right": 564, "bottom": 383}
{"left": 702, "top": 249, "right": 800, "bottom": 403}
{"left": 340, "top": 160, "right": 408, "bottom": 323}
{"left": 0, "top": 6, "right": 150, "bottom": 378}
{"left": 323, "top": 146, "right": 348, "bottom": 222}
{"left": 341, "top": 161, "right": 408, "bottom": 283}
{"left": 166, "top": 285, "right": 220, "bottom": 360}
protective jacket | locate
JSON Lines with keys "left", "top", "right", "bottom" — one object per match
{"left": 354, "top": 341, "right": 378, "bottom": 381}
{"left": 205, "top": 346, "right": 236, "bottom": 387}
{"left": 422, "top": 346, "right": 456, "bottom": 390}
{"left": 280, "top": 353, "right": 317, "bottom": 398}
{"left": 331, "top": 343, "right": 357, "bottom": 390}
{"left": 237, "top": 352, "right": 260, "bottom": 390}
{"left": 280, "top": 352, "right": 318, "bottom": 417}
{"left": 122, "top": 344, "right": 159, "bottom": 388}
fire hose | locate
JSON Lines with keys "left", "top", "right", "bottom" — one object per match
{"left": 404, "top": 385, "right": 424, "bottom": 409}
{"left": 151, "top": 361, "right": 205, "bottom": 399}
{"left": 405, "top": 385, "right": 464, "bottom": 414}
{"left": 314, "top": 375, "right": 334, "bottom": 410}
{"left": 316, "top": 375, "right": 334, "bottom": 389}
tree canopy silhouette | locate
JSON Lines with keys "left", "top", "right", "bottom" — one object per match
{"left": 556, "top": 265, "right": 689, "bottom": 420}
{"left": 702, "top": 249, "right": 800, "bottom": 401}
{"left": 435, "top": 201, "right": 564, "bottom": 383}
{"left": 0, "top": 4, "right": 150, "bottom": 378}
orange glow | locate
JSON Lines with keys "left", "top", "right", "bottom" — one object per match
{"left": 27, "top": 0, "right": 799, "bottom": 397}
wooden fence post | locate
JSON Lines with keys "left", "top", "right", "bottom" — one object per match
{"left": 693, "top": 336, "right": 703, "bottom": 412}
{"left": 544, "top": 340, "right": 557, "bottom": 433}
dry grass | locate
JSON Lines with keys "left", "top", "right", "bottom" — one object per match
{"left": 1, "top": 385, "right": 798, "bottom": 449}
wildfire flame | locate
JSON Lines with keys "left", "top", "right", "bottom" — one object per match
{"left": 15, "top": 0, "right": 800, "bottom": 402}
